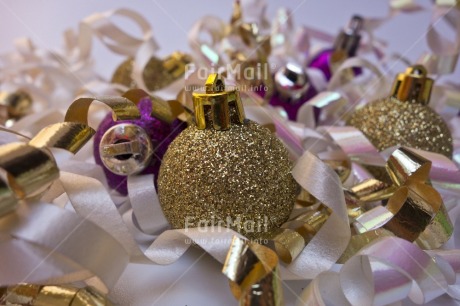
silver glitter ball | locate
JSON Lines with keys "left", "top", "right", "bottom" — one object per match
{"left": 274, "top": 62, "right": 310, "bottom": 101}
{"left": 99, "top": 123, "right": 153, "bottom": 176}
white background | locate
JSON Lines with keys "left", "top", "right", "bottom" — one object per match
{"left": 0, "top": 1, "right": 458, "bottom": 305}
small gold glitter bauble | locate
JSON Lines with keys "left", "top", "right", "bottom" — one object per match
{"left": 111, "top": 52, "right": 191, "bottom": 91}
{"left": 347, "top": 65, "right": 453, "bottom": 158}
{"left": 347, "top": 97, "right": 453, "bottom": 157}
{"left": 158, "top": 74, "right": 298, "bottom": 238}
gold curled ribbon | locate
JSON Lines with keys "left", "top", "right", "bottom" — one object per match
{"left": 436, "top": 0, "right": 460, "bottom": 7}
{"left": 265, "top": 206, "right": 330, "bottom": 264}
{"left": 267, "top": 147, "right": 453, "bottom": 264}
{"left": 262, "top": 152, "right": 350, "bottom": 264}
{"left": 111, "top": 51, "right": 192, "bottom": 92}
{"left": 121, "top": 88, "right": 187, "bottom": 124}
{"left": 222, "top": 236, "right": 283, "bottom": 306}
{"left": 0, "top": 284, "right": 112, "bottom": 305}
{"left": 341, "top": 147, "right": 453, "bottom": 261}
{"left": 0, "top": 90, "right": 33, "bottom": 127}
{"left": 0, "top": 93, "right": 143, "bottom": 217}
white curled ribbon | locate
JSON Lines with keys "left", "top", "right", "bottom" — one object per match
{"left": 0, "top": 8, "right": 159, "bottom": 110}
{"left": 298, "top": 237, "right": 460, "bottom": 305}
{"left": 188, "top": 15, "right": 227, "bottom": 66}
{"left": 79, "top": 8, "right": 158, "bottom": 59}
{"left": 324, "top": 126, "right": 460, "bottom": 192}
{"left": 188, "top": 0, "right": 269, "bottom": 66}
{"left": 296, "top": 56, "right": 388, "bottom": 126}
{"left": 57, "top": 171, "right": 245, "bottom": 266}
{"left": 0, "top": 201, "right": 129, "bottom": 293}
{"left": 127, "top": 175, "right": 168, "bottom": 235}
{"left": 52, "top": 151, "right": 351, "bottom": 281}
{"left": 287, "top": 152, "right": 351, "bottom": 279}
{"left": 418, "top": 5, "right": 460, "bottom": 75}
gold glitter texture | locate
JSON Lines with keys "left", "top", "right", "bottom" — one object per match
{"left": 157, "top": 120, "right": 298, "bottom": 238}
{"left": 347, "top": 97, "right": 453, "bottom": 158}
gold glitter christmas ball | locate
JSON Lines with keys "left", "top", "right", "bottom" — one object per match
{"left": 347, "top": 97, "right": 453, "bottom": 157}
{"left": 347, "top": 65, "right": 453, "bottom": 158}
{"left": 158, "top": 74, "right": 298, "bottom": 238}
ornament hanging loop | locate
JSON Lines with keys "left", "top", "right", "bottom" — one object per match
{"left": 390, "top": 64, "right": 434, "bottom": 105}
{"left": 193, "top": 73, "right": 245, "bottom": 130}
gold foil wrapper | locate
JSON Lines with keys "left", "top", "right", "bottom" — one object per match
{"left": 29, "top": 123, "right": 95, "bottom": 154}
{"left": 0, "top": 90, "right": 33, "bottom": 126}
{"left": 343, "top": 147, "right": 453, "bottom": 256}
{"left": 0, "top": 284, "right": 112, "bottom": 306}
{"left": 223, "top": 236, "right": 283, "bottom": 306}
{"left": 265, "top": 207, "right": 330, "bottom": 264}
{"left": 121, "top": 89, "right": 184, "bottom": 124}
{"left": 111, "top": 52, "right": 191, "bottom": 92}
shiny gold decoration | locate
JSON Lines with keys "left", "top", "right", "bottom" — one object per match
{"left": 323, "top": 158, "right": 352, "bottom": 183}
{"left": 0, "top": 94, "right": 144, "bottom": 217}
{"left": 29, "top": 123, "right": 95, "bottom": 154}
{"left": 436, "top": 0, "right": 460, "bottom": 7}
{"left": 346, "top": 178, "right": 396, "bottom": 203}
{"left": 158, "top": 74, "right": 297, "bottom": 238}
{"left": 0, "top": 90, "right": 33, "bottom": 125}
{"left": 65, "top": 96, "right": 140, "bottom": 125}
{"left": 345, "top": 147, "right": 453, "bottom": 253}
{"left": 121, "top": 89, "right": 182, "bottom": 124}
{"left": 347, "top": 65, "right": 453, "bottom": 158}
{"left": 222, "top": 236, "right": 283, "bottom": 306}
{"left": 0, "top": 284, "right": 112, "bottom": 305}
{"left": 266, "top": 206, "right": 330, "bottom": 263}
{"left": 193, "top": 73, "right": 245, "bottom": 130}
{"left": 390, "top": 65, "right": 433, "bottom": 105}
{"left": 111, "top": 52, "right": 191, "bottom": 92}
{"left": 226, "top": 1, "right": 273, "bottom": 102}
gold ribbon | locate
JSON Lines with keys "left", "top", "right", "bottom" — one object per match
{"left": 0, "top": 284, "right": 112, "bottom": 305}
{"left": 264, "top": 206, "right": 330, "bottom": 264}
{"left": 340, "top": 147, "right": 453, "bottom": 261}
{"left": 222, "top": 236, "right": 283, "bottom": 306}
{"left": 111, "top": 52, "right": 192, "bottom": 92}
{"left": 262, "top": 154, "right": 350, "bottom": 264}
{"left": 0, "top": 92, "right": 146, "bottom": 217}
{"left": 266, "top": 147, "right": 453, "bottom": 264}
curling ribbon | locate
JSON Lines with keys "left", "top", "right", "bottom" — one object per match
{"left": 187, "top": 0, "right": 274, "bottom": 102}
{"left": 188, "top": 0, "right": 269, "bottom": 66}
{"left": 298, "top": 236, "right": 460, "bottom": 305}
{"left": 295, "top": 56, "right": 388, "bottom": 127}
{"left": 342, "top": 147, "right": 453, "bottom": 258}
{"left": 0, "top": 8, "right": 167, "bottom": 109}
{"left": 0, "top": 93, "right": 147, "bottom": 292}
{"left": 78, "top": 8, "right": 158, "bottom": 59}
{"left": 0, "top": 283, "right": 112, "bottom": 305}
{"left": 418, "top": 4, "right": 460, "bottom": 75}
{"left": 222, "top": 236, "right": 283, "bottom": 306}
{"left": 0, "top": 91, "right": 145, "bottom": 216}
{"left": 0, "top": 202, "right": 129, "bottom": 293}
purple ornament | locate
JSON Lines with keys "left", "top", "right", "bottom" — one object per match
{"left": 308, "top": 48, "right": 362, "bottom": 81}
{"left": 308, "top": 49, "right": 334, "bottom": 81}
{"left": 308, "top": 15, "right": 364, "bottom": 81}
{"left": 264, "top": 62, "right": 318, "bottom": 121}
{"left": 93, "top": 97, "right": 186, "bottom": 195}
{"left": 268, "top": 86, "right": 317, "bottom": 121}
